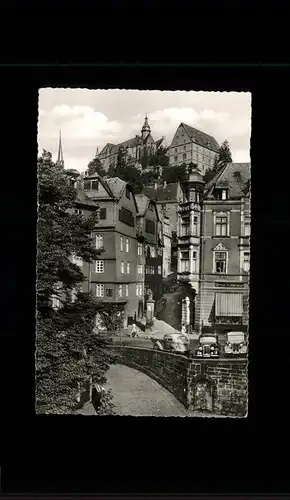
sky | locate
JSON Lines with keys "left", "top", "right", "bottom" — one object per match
{"left": 38, "top": 89, "right": 251, "bottom": 172}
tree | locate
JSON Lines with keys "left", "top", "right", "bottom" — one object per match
{"left": 36, "top": 150, "right": 118, "bottom": 415}
{"left": 203, "top": 140, "right": 232, "bottom": 184}
{"left": 218, "top": 140, "right": 232, "bottom": 166}
{"left": 108, "top": 162, "right": 143, "bottom": 194}
{"left": 116, "top": 147, "right": 126, "bottom": 169}
{"left": 87, "top": 156, "right": 106, "bottom": 177}
{"left": 148, "top": 145, "right": 169, "bottom": 168}
{"left": 141, "top": 148, "right": 149, "bottom": 169}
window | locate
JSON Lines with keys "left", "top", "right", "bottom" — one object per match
{"left": 242, "top": 252, "right": 250, "bottom": 273}
{"left": 92, "top": 180, "right": 99, "bottom": 190}
{"left": 145, "top": 219, "right": 155, "bottom": 234}
{"left": 221, "top": 189, "right": 227, "bottom": 200}
{"left": 214, "top": 251, "right": 227, "bottom": 273}
{"left": 180, "top": 251, "right": 189, "bottom": 273}
{"left": 96, "top": 284, "right": 104, "bottom": 297}
{"left": 100, "top": 208, "right": 106, "bottom": 220}
{"left": 149, "top": 203, "right": 153, "bottom": 211}
{"left": 244, "top": 216, "right": 251, "bottom": 236}
{"left": 183, "top": 153, "right": 186, "bottom": 160}
{"left": 158, "top": 265, "right": 162, "bottom": 274}
{"left": 127, "top": 262, "right": 131, "bottom": 274}
{"left": 84, "top": 180, "right": 90, "bottom": 190}
{"left": 75, "top": 209, "right": 83, "bottom": 215}
{"left": 174, "top": 155, "right": 178, "bottom": 162}
{"left": 181, "top": 216, "right": 190, "bottom": 236}
{"left": 118, "top": 285, "right": 123, "bottom": 297}
{"left": 184, "top": 145, "right": 186, "bottom": 151}
{"left": 106, "top": 288, "right": 113, "bottom": 297}
{"left": 125, "top": 284, "right": 129, "bottom": 297}
{"left": 161, "top": 204, "right": 166, "bottom": 210}
{"left": 120, "top": 236, "right": 124, "bottom": 251}
{"left": 192, "top": 215, "right": 198, "bottom": 236}
{"left": 119, "top": 207, "right": 135, "bottom": 227}
{"left": 125, "top": 186, "right": 130, "bottom": 199}
{"left": 96, "top": 234, "right": 104, "bottom": 249}
{"left": 158, "top": 247, "right": 163, "bottom": 256}
{"left": 126, "top": 238, "right": 129, "bottom": 252}
{"left": 138, "top": 264, "right": 143, "bottom": 274}
{"left": 215, "top": 215, "right": 228, "bottom": 237}
{"left": 192, "top": 251, "right": 197, "bottom": 272}
{"left": 136, "top": 283, "right": 143, "bottom": 296}
{"left": 121, "top": 261, "right": 125, "bottom": 274}
{"left": 137, "top": 243, "right": 143, "bottom": 256}
{"left": 151, "top": 266, "right": 155, "bottom": 274}
{"left": 175, "top": 148, "right": 178, "bottom": 153}
{"left": 52, "top": 293, "right": 60, "bottom": 309}
{"left": 95, "top": 260, "right": 104, "bottom": 273}
{"left": 151, "top": 246, "right": 156, "bottom": 258}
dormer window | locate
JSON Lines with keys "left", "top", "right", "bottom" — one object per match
{"left": 214, "top": 188, "right": 228, "bottom": 200}
{"left": 92, "top": 180, "right": 99, "bottom": 191}
{"left": 149, "top": 203, "right": 153, "bottom": 211}
{"left": 83, "top": 179, "right": 99, "bottom": 191}
{"left": 84, "top": 180, "right": 90, "bottom": 191}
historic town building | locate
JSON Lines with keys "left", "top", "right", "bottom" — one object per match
{"left": 135, "top": 194, "right": 164, "bottom": 302}
{"left": 176, "top": 162, "right": 251, "bottom": 341}
{"left": 97, "top": 115, "right": 164, "bottom": 171}
{"left": 143, "top": 180, "right": 183, "bottom": 274}
{"left": 81, "top": 173, "right": 144, "bottom": 328}
{"left": 167, "top": 122, "right": 219, "bottom": 175}
{"left": 157, "top": 207, "right": 173, "bottom": 278}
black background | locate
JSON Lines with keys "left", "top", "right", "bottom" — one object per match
{"left": 0, "top": 7, "right": 289, "bottom": 496}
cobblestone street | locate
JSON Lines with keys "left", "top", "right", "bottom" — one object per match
{"left": 104, "top": 364, "right": 190, "bottom": 417}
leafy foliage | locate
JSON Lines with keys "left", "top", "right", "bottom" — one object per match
{"left": 162, "top": 163, "right": 196, "bottom": 184}
{"left": 87, "top": 156, "right": 106, "bottom": 177}
{"left": 148, "top": 145, "right": 169, "bottom": 167}
{"left": 108, "top": 162, "right": 143, "bottom": 194}
{"left": 36, "top": 150, "right": 117, "bottom": 415}
{"left": 203, "top": 140, "right": 233, "bottom": 184}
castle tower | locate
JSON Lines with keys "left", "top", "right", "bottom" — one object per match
{"left": 57, "top": 129, "right": 64, "bottom": 167}
{"left": 141, "top": 113, "right": 151, "bottom": 141}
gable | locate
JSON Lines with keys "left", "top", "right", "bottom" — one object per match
{"left": 169, "top": 124, "right": 192, "bottom": 149}
{"left": 212, "top": 242, "right": 228, "bottom": 252}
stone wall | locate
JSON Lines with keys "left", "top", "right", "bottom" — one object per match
{"left": 114, "top": 346, "right": 189, "bottom": 406}
{"left": 113, "top": 346, "right": 248, "bottom": 417}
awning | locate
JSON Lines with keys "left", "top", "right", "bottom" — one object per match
{"left": 215, "top": 293, "right": 243, "bottom": 317}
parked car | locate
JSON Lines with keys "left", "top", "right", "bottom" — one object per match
{"left": 151, "top": 333, "right": 189, "bottom": 354}
{"left": 224, "top": 331, "right": 248, "bottom": 356}
{"left": 196, "top": 334, "right": 219, "bottom": 358}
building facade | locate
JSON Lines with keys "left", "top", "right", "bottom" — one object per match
{"left": 167, "top": 122, "right": 219, "bottom": 175}
{"left": 98, "top": 115, "right": 164, "bottom": 171}
{"left": 143, "top": 180, "right": 183, "bottom": 274}
{"left": 135, "top": 194, "right": 164, "bottom": 302}
{"left": 157, "top": 207, "right": 173, "bottom": 278}
{"left": 177, "top": 163, "right": 251, "bottom": 342}
{"left": 82, "top": 173, "right": 144, "bottom": 328}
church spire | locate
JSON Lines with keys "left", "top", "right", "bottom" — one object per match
{"left": 57, "top": 129, "right": 64, "bottom": 167}
{"left": 141, "top": 113, "right": 151, "bottom": 140}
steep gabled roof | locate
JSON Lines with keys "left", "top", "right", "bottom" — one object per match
{"left": 105, "top": 177, "right": 127, "bottom": 200}
{"left": 205, "top": 162, "right": 251, "bottom": 200}
{"left": 135, "top": 193, "right": 150, "bottom": 216}
{"left": 142, "top": 182, "right": 181, "bottom": 202}
{"left": 75, "top": 188, "right": 98, "bottom": 208}
{"left": 176, "top": 123, "right": 220, "bottom": 152}
{"left": 99, "top": 136, "right": 141, "bottom": 158}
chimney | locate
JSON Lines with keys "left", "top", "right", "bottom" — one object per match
{"left": 154, "top": 182, "right": 158, "bottom": 190}
{"left": 163, "top": 180, "right": 167, "bottom": 188}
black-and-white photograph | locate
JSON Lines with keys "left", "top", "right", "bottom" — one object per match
{"left": 36, "top": 89, "right": 251, "bottom": 417}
